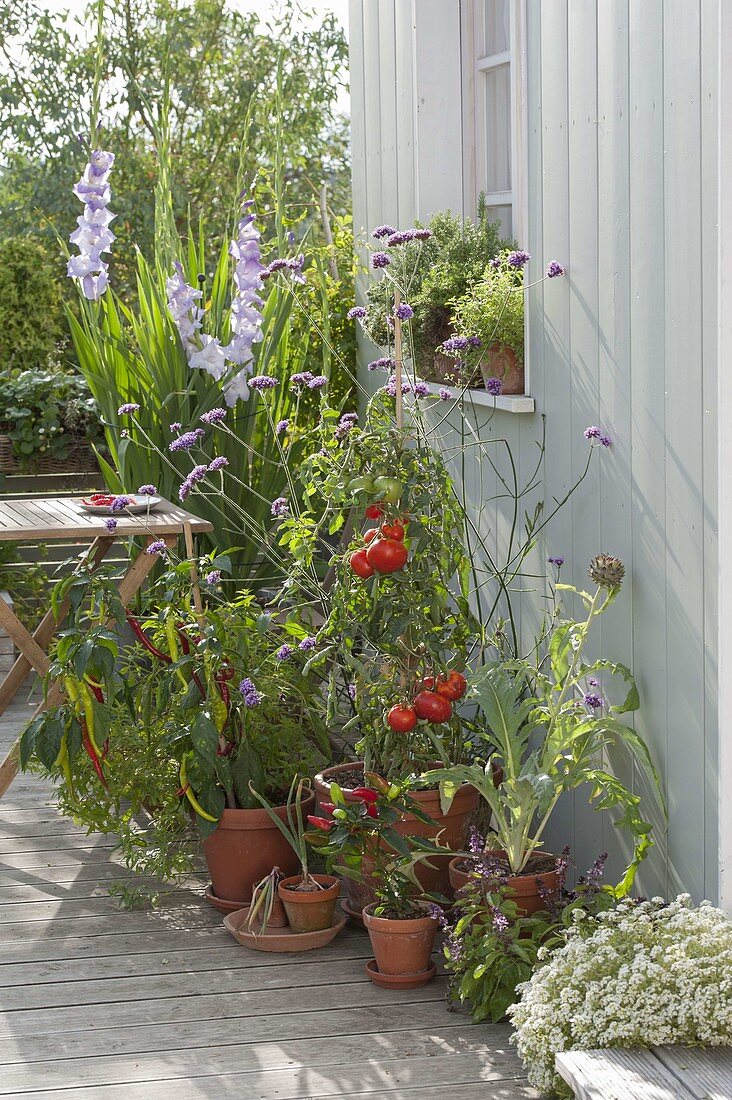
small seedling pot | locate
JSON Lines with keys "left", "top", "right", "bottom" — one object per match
{"left": 362, "top": 903, "right": 439, "bottom": 978}
{"left": 278, "top": 874, "right": 340, "bottom": 933}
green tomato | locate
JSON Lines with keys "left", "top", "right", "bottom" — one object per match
{"left": 373, "top": 476, "right": 403, "bottom": 504}
{"left": 347, "top": 475, "right": 375, "bottom": 495}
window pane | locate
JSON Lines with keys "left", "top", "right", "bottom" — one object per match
{"left": 481, "top": 64, "right": 511, "bottom": 193}
{"left": 485, "top": 204, "right": 512, "bottom": 238}
{"left": 481, "top": 0, "right": 509, "bottom": 57}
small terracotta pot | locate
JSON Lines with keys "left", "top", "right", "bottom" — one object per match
{"left": 449, "top": 849, "right": 560, "bottom": 917}
{"left": 362, "top": 903, "right": 439, "bottom": 977}
{"left": 278, "top": 874, "right": 340, "bottom": 933}
{"left": 247, "top": 895, "right": 288, "bottom": 930}
{"left": 482, "top": 343, "right": 524, "bottom": 395}
{"left": 202, "top": 791, "right": 316, "bottom": 906}
{"left": 314, "top": 762, "right": 479, "bottom": 895}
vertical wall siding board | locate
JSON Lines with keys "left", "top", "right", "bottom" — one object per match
{"left": 348, "top": 1, "right": 368, "bottom": 250}
{"left": 395, "top": 0, "right": 418, "bottom": 226}
{"left": 595, "top": 0, "right": 636, "bottom": 885}
{"left": 362, "top": 0, "right": 383, "bottom": 239}
{"left": 627, "top": 0, "right": 670, "bottom": 900}
{"left": 700, "top": 0, "right": 719, "bottom": 901}
{"left": 663, "top": 0, "right": 705, "bottom": 900}
{"left": 377, "top": 0, "right": 399, "bottom": 227}
{"left": 413, "top": 0, "right": 464, "bottom": 218}
{"left": 538, "top": 0, "right": 575, "bottom": 856}
{"left": 565, "top": 0, "right": 603, "bottom": 870}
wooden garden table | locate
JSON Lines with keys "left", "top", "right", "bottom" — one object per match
{"left": 0, "top": 495, "right": 213, "bottom": 799}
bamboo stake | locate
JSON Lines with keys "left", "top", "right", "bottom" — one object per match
{"left": 183, "top": 521, "right": 206, "bottom": 633}
{"left": 393, "top": 287, "right": 404, "bottom": 429}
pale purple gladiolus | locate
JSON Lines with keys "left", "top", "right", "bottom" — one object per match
{"left": 166, "top": 262, "right": 204, "bottom": 358}
{"left": 68, "top": 148, "right": 115, "bottom": 300}
{"left": 223, "top": 202, "right": 266, "bottom": 406}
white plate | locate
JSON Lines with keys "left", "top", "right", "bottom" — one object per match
{"left": 77, "top": 494, "right": 163, "bottom": 516}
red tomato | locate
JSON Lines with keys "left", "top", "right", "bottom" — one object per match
{"left": 350, "top": 549, "right": 375, "bottom": 578}
{"left": 365, "top": 503, "right": 384, "bottom": 520}
{"left": 420, "top": 675, "right": 436, "bottom": 691}
{"left": 351, "top": 786, "right": 379, "bottom": 802}
{"left": 366, "top": 537, "right": 408, "bottom": 574}
{"left": 413, "top": 690, "right": 453, "bottom": 724}
{"left": 380, "top": 520, "right": 405, "bottom": 541}
{"left": 387, "top": 704, "right": 418, "bottom": 732}
{"left": 436, "top": 671, "right": 468, "bottom": 701}
{"left": 363, "top": 527, "right": 379, "bottom": 544}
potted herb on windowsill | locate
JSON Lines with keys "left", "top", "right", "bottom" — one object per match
{"left": 423, "top": 555, "right": 665, "bottom": 915}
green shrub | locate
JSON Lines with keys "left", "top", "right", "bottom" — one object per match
{"left": 0, "top": 236, "right": 65, "bottom": 371}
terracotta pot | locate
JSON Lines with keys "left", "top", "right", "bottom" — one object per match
{"left": 278, "top": 873, "right": 340, "bottom": 933}
{"left": 449, "top": 849, "right": 560, "bottom": 917}
{"left": 481, "top": 343, "right": 524, "bottom": 395}
{"left": 362, "top": 903, "right": 439, "bottom": 977}
{"left": 202, "top": 790, "right": 316, "bottom": 905}
{"left": 247, "top": 895, "right": 288, "bottom": 930}
{"left": 314, "top": 762, "right": 479, "bottom": 895}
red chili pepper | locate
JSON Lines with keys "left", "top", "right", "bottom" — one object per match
{"left": 126, "top": 614, "right": 172, "bottom": 663}
{"left": 351, "top": 787, "right": 379, "bottom": 803}
{"left": 319, "top": 802, "right": 335, "bottom": 815}
{"left": 215, "top": 679, "right": 230, "bottom": 710}
{"left": 216, "top": 741, "right": 234, "bottom": 757}
{"left": 307, "top": 816, "right": 334, "bottom": 831}
{"left": 364, "top": 803, "right": 379, "bottom": 819}
{"left": 101, "top": 737, "right": 110, "bottom": 761}
{"left": 81, "top": 719, "right": 108, "bottom": 788}
{"left": 191, "top": 670, "right": 206, "bottom": 697}
{"left": 176, "top": 783, "right": 190, "bottom": 797}
{"left": 85, "top": 678, "right": 105, "bottom": 705}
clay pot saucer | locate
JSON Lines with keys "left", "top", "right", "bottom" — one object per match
{"left": 204, "top": 885, "right": 249, "bottom": 914}
{"left": 341, "top": 898, "right": 366, "bottom": 926}
{"left": 223, "top": 906, "right": 347, "bottom": 953}
{"left": 365, "top": 958, "right": 436, "bottom": 989}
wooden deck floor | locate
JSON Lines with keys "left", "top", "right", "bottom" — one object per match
{"left": 0, "top": 699, "right": 539, "bottom": 1100}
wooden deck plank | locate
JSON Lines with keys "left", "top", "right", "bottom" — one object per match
{"left": 8, "top": 1081, "right": 541, "bottom": 1100}
{"left": 555, "top": 1048, "right": 696, "bottom": 1099}
{"left": 653, "top": 1046, "right": 732, "bottom": 1100}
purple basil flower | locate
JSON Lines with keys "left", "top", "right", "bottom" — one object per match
{"left": 201, "top": 408, "right": 227, "bottom": 425}
{"left": 394, "top": 303, "right": 414, "bottom": 320}
{"left": 307, "top": 375, "right": 327, "bottom": 389}
{"left": 485, "top": 377, "right": 503, "bottom": 396}
{"left": 583, "top": 692, "right": 604, "bottom": 709}
{"left": 276, "top": 419, "right": 289, "bottom": 435}
{"left": 347, "top": 683, "right": 356, "bottom": 701}
{"left": 275, "top": 644, "right": 293, "bottom": 661}
{"left": 371, "top": 251, "right": 390, "bottom": 269}
{"left": 299, "top": 636, "right": 316, "bottom": 651}
{"left": 145, "top": 540, "right": 168, "bottom": 556}
{"left": 137, "top": 484, "right": 157, "bottom": 496}
{"left": 467, "top": 825, "right": 484, "bottom": 854}
{"left": 170, "top": 429, "right": 204, "bottom": 452}
{"left": 547, "top": 261, "right": 566, "bottom": 278}
{"left": 438, "top": 387, "right": 451, "bottom": 401}
{"left": 104, "top": 518, "right": 117, "bottom": 531}
{"left": 271, "top": 497, "right": 289, "bottom": 518}
{"left": 548, "top": 556, "right": 565, "bottom": 567}
{"left": 367, "top": 357, "right": 394, "bottom": 372}
{"left": 371, "top": 225, "right": 397, "bottom": 239}
{"left": 205, "top": 570, "right": 221, "bottom": 585}
{"left": 507, "top": 249, "right": 531, "bottom": 268}
{"left": 239, "top": 677, "right": 261, "bottom": 707}
{"left": 118, "top": 403, "right": 140, "bottom": 415}
{"left": 248, "top": 375, "right": 278, "bottom": 391}
{"left": 347, "top": 306, "right": 367, "bottom": 320}
{"left": 208, "top": 456, "right": 229, "bottom": 472}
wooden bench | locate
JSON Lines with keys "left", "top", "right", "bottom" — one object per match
{"left": 556, "top": 1046, "right": 732, "bottom": 1099}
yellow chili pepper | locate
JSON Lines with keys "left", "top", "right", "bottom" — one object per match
{"left": 77, "top": 680, "right": 104, "bottom": 760}
{"left": 179, "top": 754, "right": 217, "bottom": 822}
{"left": 54, "top": 734, "right": 74, "bottom": 793}
{"left": 165, "top": 619, "right": 188, "bottom": 690}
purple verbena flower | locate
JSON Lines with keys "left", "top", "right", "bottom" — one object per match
{"left": 441, "top": 335, "right": 470, "bottom": 352}
{"left": 600, "top": 434, "right": 613, "bottom": 447}
{"left": 583, "top": 692, "right": 604, "bottom": 709}
{"left": 413, "top": 228, "right": 432, "bottom": 241}
{"left": 485, "top": 377, "right": 503, "bottom": 396}
{"left": 413, "top": 380, "right": 430, "bottom": 397}
{"left": 467, "top": 335, "right": 482, "bottom": 348}
{"left": 394, "top": 303, "right": 414, "bottom": 320}
{"left": 205, "top": 570, "right": 221, "bottom": 585}
{"left": 547, "top": 261, "right": 566, "bottom": 278}
{"left": 308, "top": 375, "right": 327, "bottom": 389}
{"left": 367, "top": 357, "right": 394, "bottom": 372}
{"left": 438, "top": 387, "right": 452, "bottom": 401}
{"left": 275, "top": 419, "right": 290, "bottom": 435}
{"left": 347, "top": 683, "right": 356, "bottom": 701}
{"left": 110, "top": 495, "right": 132, "bottom": 513}
{"left": 208, "top": 456, "right": 229, "bottom": 472}
{"left": 239, "top": 677, "right": 262, "bottom": 707}
{"left": 347, "top": 306, "right": 367, "bottom": 320}
{"left": 335, "top": 412, "right": 359, "bottom": 439}
{"left": 371, "top": 251, "right": 390, "bottom": 269}
{"left": 489, "top": 257, "right": 502, "bottom": 270}
{"left": 201, "top": 408, "right": 227, "bottom": 425}
{"left": 104, "top": 518, "right": 117, "bottom": 531}
{"left": 298, "top": 636, "right": 316, "bottom": 651}
{"left": 586, "top": 676, "right": 599, "bottom": 688}
{"left": 507, "top": 249, "right": 531, "bottom": 268}
{"left": 137, "top": 484, "right": 157, "bottom": 496}
{"left": 118, "top": 403, "right": 140, "bottom": 415}
{"left": 548, "top": 555, "right": 565, "bottom": 567}
{"left": 145, "top": 540, "right": 168, "bottom": 556}
{"left": 169, "top": 429, "right": 205, "bottom": 452}
{"left": 385, "top": 374, "right": 412, "bottom": 396}
{"left": 248, "top": 375, "right": 278, "bottom": 391}
{"left": 271, "top": 497, "right": 289, "bottom": 518}
{"left": 584, "top": 425, "right": 602, "bottom": 440}
{"left": 169, "top": 422, "right": 182, "bottom": 433}
{"left": 275, "top": 644, "right": 293, "bottom": 661}
{"left": 371, "top": 225, "right": 397, "bottom": 239}
{"left": 386, "top": 230, "right": 416, "bottom": 246}
{"left": 290, "top": 371, "right": 314, "bottom": 388}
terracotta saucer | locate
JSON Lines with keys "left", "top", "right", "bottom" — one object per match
{"left": 341, "top": 898, "right": 366, "bottom": 926}
{"left": 204, "top": 885, "right": 249, "bottom": 915}
{"left": 365, "top": 958, "right": 437, "bottom": 989}
{"left": 223, "top": 906, "right": 347, "bottom": 952}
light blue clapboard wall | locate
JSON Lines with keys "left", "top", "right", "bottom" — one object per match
{"left": 349, "top": 0, "right": 719, "bottom": 902}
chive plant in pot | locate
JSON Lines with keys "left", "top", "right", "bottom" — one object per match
{"left": 251, "top": 778, "right": 340, "bottom": 933}
{"left": 20, "top": 554, "right": 327, "bottom": 909}
{"left": 246, "top": 867, "right": 287, "bottom": 931}
{"left": 423, "top": 555, "right": 666, "bottom": 915}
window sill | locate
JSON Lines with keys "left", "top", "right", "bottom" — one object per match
{"left": 424, "top": 381, "right": 535, "bottom": 414}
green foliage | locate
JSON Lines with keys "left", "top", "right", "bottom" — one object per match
{"left": 0, "top": 0, "right": 349, "bottom": 290}
{"left": 0, "top": 357, "right": 103, "bottom": 468}
{"left": 451, "top": 247, "right": 526, "bottom": 363}
{"left": 0, "top": 543, "right": 47, "bottom": 630}
{"left": 0, "top": 236, "right": 65, "bottom": 370}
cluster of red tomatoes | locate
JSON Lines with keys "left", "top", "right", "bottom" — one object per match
{"left": 349, "top": 503, "right": 409, "bottom": 578}
{"left": 387, "top": 670, "right": 467, "bottom": 731}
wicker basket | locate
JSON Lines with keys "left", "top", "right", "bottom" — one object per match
{"left": 0, "top": 433, "right": 98, "bottom": 475}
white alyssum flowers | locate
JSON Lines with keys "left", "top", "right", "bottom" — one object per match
{"left": 509, "top": 895, "right": 732, "bottom": 1098}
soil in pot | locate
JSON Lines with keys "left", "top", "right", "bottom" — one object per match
{"left": 362, "top": 903, "right": 438, "bottom": 980}
{"left": 314, "top": 762, "right": 479, "bottom": 895}
{"left": 449, "top": 850, "right": 560, "bottom": 917}
{"left": 278, "top": 873, "right": 340, "bottom": 933}
{"left": 202, "top": 790, "right": 316, "bottom": 906}
{"left": 481, "top": 343, "right": 524, "bottom": 395}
